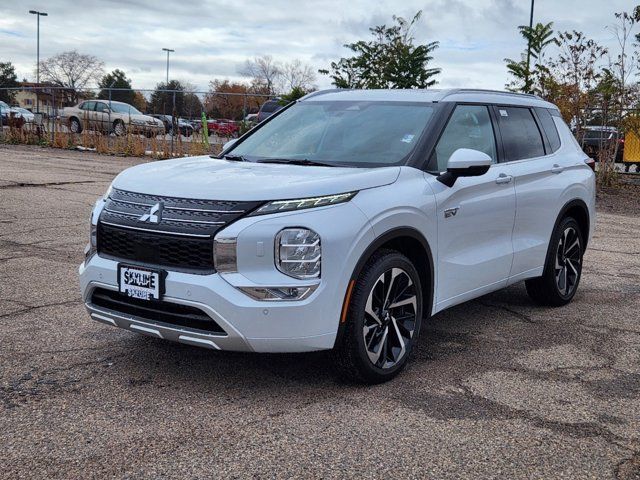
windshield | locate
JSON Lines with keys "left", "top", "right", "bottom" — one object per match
{"left": 230, "top": 101, "right": 436, "bottom": 167}
{"left": 110, "top": 103, "right": 142, "bottom": 115}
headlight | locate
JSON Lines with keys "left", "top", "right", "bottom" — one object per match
{"left": 84, "top": 198, "right": 105, "bottom": 260}
{"left": 250, "top": 192, "right": 356, "bottom": 216}
{"left": 131, "top": 119, "right": 145, "bottom": 125}
{"left": 275, "top": 228, "right": 321, "bottom": 279}
{"left": 85, "top": 213, "right": 98, "bottom": 260}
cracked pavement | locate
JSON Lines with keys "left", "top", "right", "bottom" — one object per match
{"left": 1, "top": 144, "right": 639, "bottom": 479}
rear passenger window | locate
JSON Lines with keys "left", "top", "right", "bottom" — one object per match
{"left": 496, "top": 107, "right": 545, "bottom": 161}
{"left": 535, "top": 107, "right": 561, "bottom": 153}
{"left": 432, "top": 105, "right": 497, "bottom": 171}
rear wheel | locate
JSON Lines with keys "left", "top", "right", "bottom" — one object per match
{"left": 332, "top": 249, "right": 423, "bottom": 384}
{"left": 526, "top": 217, "right": 583, "bottom": 306}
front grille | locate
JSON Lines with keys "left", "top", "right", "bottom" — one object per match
{"left": 97, "top": 188, "right": 262, "bottom": 272}
{"left": 91, "top": 288, "right": 226, "bottom": 335}
{"left": 98, "top": 223, "right": 214, "bottom": 272}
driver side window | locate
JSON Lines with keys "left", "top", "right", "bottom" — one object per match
{"left": 433, "top": 105, "right": 497, "bottom": 171}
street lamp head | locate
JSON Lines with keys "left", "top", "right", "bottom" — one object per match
{"left": 29, "top": 10, "right": 48, "bottom": 16}
{"left": 162, "top": 48, "right": 175, "bottom": 53}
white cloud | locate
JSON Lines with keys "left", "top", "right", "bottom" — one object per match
{"left": 0, "top": 0, "right": 636, "bottom": 92}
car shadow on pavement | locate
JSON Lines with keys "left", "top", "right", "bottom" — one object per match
{"left": 112, "top": 282, "right": 555, "bottom": 392}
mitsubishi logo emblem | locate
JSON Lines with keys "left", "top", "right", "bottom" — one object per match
{"left": 139, "top": 202, "right": 163, "bottom": 224}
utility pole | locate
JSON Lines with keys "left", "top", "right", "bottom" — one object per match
{"left": 524, "top": 0, "right": 535, "bottom": 93}
{"left": 29, "top": 10, "right": 48, "bottom": 114}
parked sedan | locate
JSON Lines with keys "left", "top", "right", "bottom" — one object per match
{"left": 0, "top": 100, "right": 24, "bottom": 125}
{"left": 12, "top": 107, "right": 35, "bottom": 123}
{"left": 150, "top": 114, "right": 194, "bottom": 137}
{"left": 208, "top": 118, "right": 239, "bottom": 137}
{"left": 62, "top": 100, "right": 164, "bottom": 137}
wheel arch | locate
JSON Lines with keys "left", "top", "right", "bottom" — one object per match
{"left": 335, "top": 227, "right": 435, "bottom": 348}
{"left": 556, "top": 198, "right": 590, "bottom": 249}
{"left": 538, "top": 198, "right": 590, "bottom": 279}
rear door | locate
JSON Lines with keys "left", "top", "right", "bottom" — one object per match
{"left": 492, "top": 106, "right": 566, "bottom": 280}
{"left": 430, "top": 104, "right": 516, "bottom": 310}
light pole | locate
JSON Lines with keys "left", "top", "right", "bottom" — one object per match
{"left": 29, "top": 10, "right": 48, "bottom": 114}
{"left": 162, "top": 48, "right": 174, "bottom": 85}
{"left": 524, "top": 0, "right": 535, "bottom": 93}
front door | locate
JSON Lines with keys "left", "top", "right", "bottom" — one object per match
{"left": 429, "top": 104, "right": 516, "bottom": 311}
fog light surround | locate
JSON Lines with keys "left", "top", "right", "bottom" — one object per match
{"left": 214, "top": 237, "right": 238, "bottom": 273}
{"left": 239, "top": 284, "right": 319, "bottom": 301}
{"left": 275, "top": 228, "right": 321, "bottom": 279}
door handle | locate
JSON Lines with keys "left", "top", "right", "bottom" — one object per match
{"left": 495, "top": 173, "right": 513, "bottom": 184}
{"left": 551, "top": 164, "right": 564, "bottom": 174}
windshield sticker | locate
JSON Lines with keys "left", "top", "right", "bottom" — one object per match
{"left": 499, "top": 109, "right": 508, "bottom": 117}
{"left": 401, "top": 134, "right": 415, "bottom": 143}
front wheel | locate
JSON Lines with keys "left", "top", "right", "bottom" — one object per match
{"left": 69, "top": 118, "right": 82, "bottom": 134}
{"left": 332, "top": 249, "right": 423, "bottom": 384}
{"left": 113, "top": 120, "right": 126, "bottom": 136}
{"left": 526, "top": 217, "right": 584, "bottom": 306}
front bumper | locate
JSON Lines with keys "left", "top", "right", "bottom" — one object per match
{"left": 80, "top": 255, "right": 341, "bottom": 353}
{"left": 80, "top": 197, "right": 376, "bottom": 353}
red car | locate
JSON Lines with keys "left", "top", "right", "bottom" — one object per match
{"left": 207, "top": 119, "right": 239, "bottom": 137}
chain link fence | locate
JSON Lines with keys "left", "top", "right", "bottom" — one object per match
{"left": 0, "top": 86, "right": 276, "bottom": 158}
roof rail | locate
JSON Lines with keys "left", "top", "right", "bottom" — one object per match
{"left": 299, "top": 88, "right": 350, "bottom": 101}
{"left": 440, "top": 88, "right": 542, "bottom": 100}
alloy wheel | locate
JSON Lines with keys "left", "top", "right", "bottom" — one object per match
{"left": 363, "top": 267, "right": 418, "bottom": 369}
{"left": 555, "top": 226, "right": 581, "bottom": 296}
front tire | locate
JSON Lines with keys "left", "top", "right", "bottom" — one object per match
{"left": 332, "top": 249, "right": 423, "bottom": 384}
{"left": 526, "top": 217, "right": 584, "bottom": 306}
{"left": 69, "top": 117, "right": 82, "bottom": 134}
{"left": 113, "top": 120, "right": 126, "bottom": 136}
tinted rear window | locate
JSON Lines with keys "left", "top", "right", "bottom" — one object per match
{"left": 261, "top": 101, "right": 280, "bottom": 113}
{"left": 496, "top": 107, "right": 545, "bottom": 161}
{"left": 535, "top": 107, "right": 561, "bottom": 153}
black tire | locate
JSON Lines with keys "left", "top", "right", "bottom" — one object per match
{"left": 332, "top": 249, "right": 423, "bottom": 384}
{"left": 113, "top": 120, "right": 126, "bottom": 136}
{"left": 526, "top": 217, "right": 584, "bottom": 307}
{"left": 69, "top": 117, "right": 82, "bottom": 134}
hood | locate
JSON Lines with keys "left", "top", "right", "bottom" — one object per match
{"left": 128, "top": 114, "right": 158, "bottom": 123}
{"left": 112, "top": 156, "right": 400, "bottom": 201}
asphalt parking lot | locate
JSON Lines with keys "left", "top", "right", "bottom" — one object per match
{"left": 1, "top": 144, "right": 639, "bottom": 479}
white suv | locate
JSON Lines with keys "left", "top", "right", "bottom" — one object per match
{"left": 79, "top": 89, "right": 595, "bottom": 383}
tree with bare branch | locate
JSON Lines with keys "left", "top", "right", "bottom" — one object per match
{"left": 239, "top": 55, "right": 282, "bottom": 95}
{"left": 39, "top": 50, "right": 105, "bottom": 103}
{"left": 281, "top": 59, "right": 316, "bottom": 92}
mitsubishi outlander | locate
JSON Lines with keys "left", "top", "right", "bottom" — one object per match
{"left": 79, "top": 89, "right": 596, "bottom": 383}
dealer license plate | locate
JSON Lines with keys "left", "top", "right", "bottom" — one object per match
{"left": 118, "top": 265, "right": 163, "bottom": 301}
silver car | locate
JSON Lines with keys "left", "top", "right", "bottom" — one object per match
{"left": 62, "top": 100, "right": 164, "bottom": 137}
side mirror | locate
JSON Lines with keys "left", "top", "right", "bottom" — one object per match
{"left": 223, "top": 139, "right": 237, "bottom": 151}
{"left": 437, "top": 148, "right": 492, "bottom": 187}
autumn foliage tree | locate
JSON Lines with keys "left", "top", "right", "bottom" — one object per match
{"left": 204, "top": 79, "right": 269, "bottom": 119}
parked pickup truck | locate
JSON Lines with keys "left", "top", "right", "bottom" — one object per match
{"left": 61, "top": 100, "right": 164, "bottom": 137}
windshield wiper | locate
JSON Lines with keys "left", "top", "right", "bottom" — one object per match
{"left": 256, "top": 158, "right": 336, "bottom": 167}
{"left": 219, "top": 154, "right": 247, "bottom": 162}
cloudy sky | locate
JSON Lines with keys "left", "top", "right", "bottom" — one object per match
{"left": 0, "top": 0, "right": 635, "bottom": 94}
